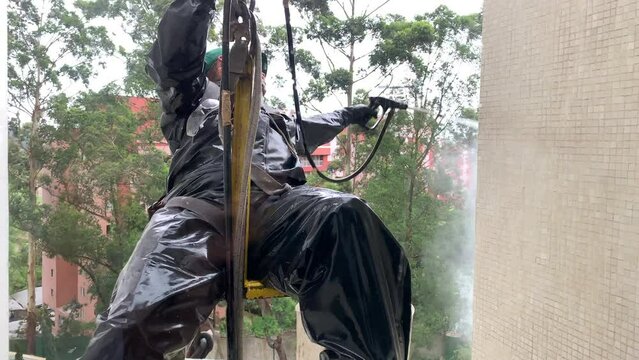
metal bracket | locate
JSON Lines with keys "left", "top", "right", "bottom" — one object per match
{"left": 227, "top": 1, "right": 251, "bottom": 94}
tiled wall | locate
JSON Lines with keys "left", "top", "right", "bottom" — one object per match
{"left": 474, "top": 0, "right": 639, "bottom": 358}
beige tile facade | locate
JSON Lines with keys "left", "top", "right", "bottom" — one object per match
{"left": 474, "top": 0, "right": 639, "bottom": 359}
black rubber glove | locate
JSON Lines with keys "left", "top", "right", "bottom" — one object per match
{"left": 349, "top": 104, "right": 378, "bottom": 128}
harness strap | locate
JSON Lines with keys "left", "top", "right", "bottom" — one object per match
{"left": 147, "top": 164, "right": 290, "bottom": 222}
{"left": 251, "top": 164, "right": 292, "bottom": 196}
{"left": 165, "top": 196, "right": 223, "bottom": 229}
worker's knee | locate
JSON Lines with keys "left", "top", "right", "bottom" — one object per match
{"left": 331, "top": 194, "right": 372, "bottom": 221}
{"left": 303, "top": 187, "right": 368, "bottom": 212}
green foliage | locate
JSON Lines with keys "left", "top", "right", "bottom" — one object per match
{"left": 290, "top": 0, "right": 330, "bottom": 14}
{"left": 371, "top": 6, "right": 481, "bottom": 114}
{"left": 76, "top": 0, "right": 174, "bottom": 94}
{"left": 460, "top": 107, "right": 478, "bottom": 120}
{"left": 305, "top": 172, "right": 348, "bottom": 192}
{"left": 296, "top": 49, "right": 322, "bottom": 79}
{"left": 450, "top": 345, "right": 472, "bottom": 360}
{"left": 370, "top": 17, "right": 435, "bottom": 68}
{"left": 37, "top": 305, "right": 58, "bottom": 358}
{"left": 8, "top": 0, "right": 116, "bottom": 350}
{"left": 305, "top": 14, "right": 373, "bottom": 49}
{"left": 270, "top": 298, "right": 296, "bottom": 331}
{"left": 39, "top": 87, "right": 168, "bottom": 309}
{"left": 343, "top": 7, "right": 482, "bottom": 349}
{"left": 265, "top": 96, "right": 287, "bottom": 111}
{"left": 246, "top": 298, "right": 296, "bottom": 339}
{"left": 324, "top": 68, "right": 352, "bottom": 93}
{"left": 7, "top": 0, "right": 116, "bottom": 236}
{"left": 9, "top": 227, "right": 42, "bottom": 294}
{"left": 249, "top": 316, "right": 280, "bottom": 339}
{"left": 58, "top": 301, "right": 96, "bottom": 337}
{"left": 303, "top": 78, "right": 328, "bottom": 103}
{"left": 360, "top": 110, "right": 475, "bottom": 349}
{"left": 270, "top": 0, "right": 389, "bottom": 107}
{"left": 10, "top": 84, "right": 167, "bottom": 312}
{"left": 8, "top": 0, "right": 114, "bottom": 99}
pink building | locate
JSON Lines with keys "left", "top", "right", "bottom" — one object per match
{"left": 299, "top": 143, "right": 331, "bottom": 172}
{"left": 41, "top": 97, "right": 168, "bottom": 332}
{"left": 40, "top": 178, "right": 100, "bottom": 331}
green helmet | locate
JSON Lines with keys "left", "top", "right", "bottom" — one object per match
{"left": 203, "top": 48, "right": 269, "bottom": 75}
{"left": 203, "top": 48, "right": 223, "bottom": 74}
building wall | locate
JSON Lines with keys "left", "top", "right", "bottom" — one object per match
{"left": 300, "top": 144, "right": 332, "bottom": 172}
{"left": 42, "top": 256, "right": 79, "bottom": 332}
{"left": 77, "top": 271, "right": 96, "bottom": 322}
{"left": 474, "top": 0, "right": 639, "bottom": 358}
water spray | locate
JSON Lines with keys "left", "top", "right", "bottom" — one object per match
{"left": 407, "top": 106, "right": 479, "bottom": 130}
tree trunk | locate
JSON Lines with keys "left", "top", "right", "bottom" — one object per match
{"left": 26, "top": 233, "right": 37, "bottom": 354}
{"left": 259, "top": 299, "right": 287, "bottom": 360}
{"left": 405, "top": 171, "right": 415, "bottom": 250}
{"left": 26, "top": 88, "right": 42, "bottom": 355}
{"left": 272, "top": 336, "right": 287, "bottom": 360}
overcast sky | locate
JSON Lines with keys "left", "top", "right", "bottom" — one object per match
{"left": 258, "top": 0, "right": 483, "bottom": 26}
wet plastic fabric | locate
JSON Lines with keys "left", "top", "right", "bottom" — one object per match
{"left": 80, "top": 186, "right": 411, "bottom": 360}
{"left": 80, "top": 0, "right": 412, "bottom": 358}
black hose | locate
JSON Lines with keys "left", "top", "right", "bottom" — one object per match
{"left": 283, "top": 0, "right": 395, "bottom": 183}
{"left": 221, "top": 0, "right": 243, "bottom": 359}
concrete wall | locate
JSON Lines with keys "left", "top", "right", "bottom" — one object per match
{"left": 295, "top": 304, "right": 324, "bottom": 359}
{"left": 474, "top": 0, "right": 639, "bottom": 359}
{"left": 204, "top": 332, "right": 296, "bottom": 360}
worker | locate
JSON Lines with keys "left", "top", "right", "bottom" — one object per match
{"left": 79, "top": 0, "right": 411, "bottom": 359}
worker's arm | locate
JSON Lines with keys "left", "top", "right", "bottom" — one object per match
{"left": 146, "top": 0, "right": 215, "bottom": 151}
{"left": 294, "top": 105, "right": 376, "bottom": 154}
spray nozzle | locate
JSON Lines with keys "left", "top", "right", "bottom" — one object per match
{"left": 363, "top": 97, "right": 407, "bottom": 130}
{"left": 369, "top": 97, "right": 408, "bottom": 112}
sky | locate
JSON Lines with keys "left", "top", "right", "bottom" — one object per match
{"left": 87, "top": 0, "right": 484, "bottom": 112}
{"left": 260, "top": 0, "right": 483, "bottom": 26}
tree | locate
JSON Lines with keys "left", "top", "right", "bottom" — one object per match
{"left": 361, "top": 110, "right": 476, "bottom": 359}
{"left": 76, "top": 0, "right": 170, "bottom": 95}
{"left": 37, "top": 305, "right": 58, "bottom": 359}
{"left": 8, "top": 0, "right": 114, "bottom": 352}
{"left": 9, "top": 226, "right": 42, "bottom": 295}
{"left": 263, "top": 0, "right": 396, "bottom": 193}
{"left": 213, "top": 298, "right": 296, "bottom": 360}
{"left": 246, "top": 298, "right": 296, "bottom": 360}
{"left": 284, "top": 0, "right": 393, "bottom": 107}
{"left": 355, "top": 6, "right": 481, "bottom": 356}
{"left": 76, "top": 0, "right": 223, "bottom": 95}
{"left": 40, "top": 87, "right": 167, "bottom": 309}
{"left": 369, "top": 6, "right": 480, "bottom": 243}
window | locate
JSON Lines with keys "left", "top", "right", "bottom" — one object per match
{"left": 300, "top": 155, "right": 324, "bottom": 167}
{"left": 50, "top": 269, "right": 54, "bottom": 277}
{"left": 51, "top": 289, "right": 54, "bottom": 297}
{"left": 81, "top": 287, "right": 86, "bottom": 297}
